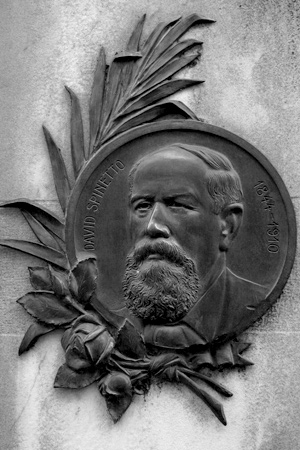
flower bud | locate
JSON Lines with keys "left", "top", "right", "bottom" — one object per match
{"left": 99, "top": 371, "right": 132, "bottom": 397}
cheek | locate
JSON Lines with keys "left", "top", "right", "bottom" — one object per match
{"left": 175, "top": 215, "right": 220, "bottom": 257}
{"left": 129, "top": 214, "right": 145, "bottom": 241}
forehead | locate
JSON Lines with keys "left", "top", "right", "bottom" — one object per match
{"left": 131, "top": 148, "right": 210, "bottom": 197}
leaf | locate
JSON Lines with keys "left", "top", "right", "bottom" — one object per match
{"left": 147, "top": 14, "right": 214, "bottom": 68}
{"left": 42, "top": 126, "right": 71, "bottom": 213}
{"left": 92, "top": 15, "right": 212, "bottom": 151}
{"left": 178, "top": 370, "right": 227, "bottom": 426}
{"left": 0, "top": 239, "right": 69, "bottom": 269}
{"left": 54, "top": 363, "right": 102, "bottom": 389}
{"left": 138, "top": 18, "right": 181, "bottom": 75}
{"left": 49, "top": 266, "right": 70, "bottom": 297}
{"left": 0, "top": 199, "right": 65, "bottom": 241}
{"left": 17, "top": 291, "right": 79, "bottom": 326}
{"left": 135, "top": 53, "right": 201, "bottom": 95}
{"left": 97, "top": 54, "right": 144, "bottom": 147}
{"left": 114, "top": 51, "right": 142, "bottom": 61}
{"left": 105, "top": 100, "right": 197, "bottom": 140}
{"left": 121, "top": 79, "right": 203, "bottom": 115}
{"left": 126, "top": 14, "right": 146, "bottom": 52}
{"left": 19, "top": 323, "right": 56, "bottom": 355}
{"left": 22, "top": 210, "right": 63, "bottom": 252}
{"left": 139, "top": 39, "right": 202, "bottom": 84}
{"left": 181, "top": 368, "right": 233, "bottom": 398}
{"left": 89, "top": 47, "right": 106, "bottom": 155}
{"left": 65, "top": 86, "right": 85, "bottom": 178}
{"left": 112, "top": 14, "right": 146, "bottom": 99}
{"left": 71, "top": 258, "right": 97, "bottom": 305}
{"left": 115, "top": 319, "right": 146, "bottom": 359}
{"left": 104, "top": 391, "right": 133, "bottom": 423}
{"left": 28, "top": 266, "right": 52, "bottom": 290}
{"left": 96, "top": 59, "right": 124, "bottom": 145}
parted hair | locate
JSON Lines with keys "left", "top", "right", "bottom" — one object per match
{"left": 128, "top": 143, "right": 244, "bottom": 214}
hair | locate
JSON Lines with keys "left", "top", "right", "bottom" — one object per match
{"left": 128, "top": 143, "right": 244, "bottom": 214}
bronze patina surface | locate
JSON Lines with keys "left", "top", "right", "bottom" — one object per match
{"left": 0, "top": 14, "right": 296, "bottom": 426}
{"left": 67, "top": 121, "right": 295, "bottom": 347}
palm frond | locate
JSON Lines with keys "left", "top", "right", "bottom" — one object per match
{"left": 0, "top": 199, "right": 65, "bottom": 240}
{"left": 43, "top": 126, "right": 71, "bottom": 213}
{"left": 89, "top": 47, "right": 107, "bottom": 155}
{"left": 65, "top": 86, "right": 85, "bottom": 178}
{"left": 0, "top": 239, "right": 68, "bottom": 269}
{"left": 22, "top": 210, "right": 63, "bottom": 252}
{"left": 92, "top": 15, "right": 212, "bottom": 152}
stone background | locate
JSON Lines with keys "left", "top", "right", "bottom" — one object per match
{"left": 0, "top": 1, "right": 300, "bottom": 449}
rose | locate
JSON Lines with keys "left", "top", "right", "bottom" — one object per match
{"left": 99, "top": 371, "right": 132, "bottom": 396}
{"left": 61, "top": 314, "right": 115, "bottom": 371}
{"left": 99, "top": 371, "right": 133, "bottom": 422}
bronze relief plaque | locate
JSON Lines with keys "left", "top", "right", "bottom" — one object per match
{"left": 66, "top": 121, "right": 295, "bottom": 348}
{"left": 0, "top": 14, "right": 296, "bottom": 426}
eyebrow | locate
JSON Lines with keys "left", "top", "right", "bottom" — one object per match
{"left": 130, "top": 192, "right": 199, "bottom": 205}
{"left": 130, "top": 194, "right": 153, "bottom": 204}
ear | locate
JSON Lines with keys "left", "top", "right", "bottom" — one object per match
{"left": 219, "top": 203, "right": 244, "bottom": 251}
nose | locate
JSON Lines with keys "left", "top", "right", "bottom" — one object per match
{"left": 145, "top": 202, "right": 171, "bottom": 238}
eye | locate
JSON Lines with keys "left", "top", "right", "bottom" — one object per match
{"left": 166, "top": 199, "right": 194, "bottom": 210}
{"left": 134, "top": 200, "right": 153, "bottom": 215}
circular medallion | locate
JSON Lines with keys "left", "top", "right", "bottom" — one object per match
{"left": 66, "top": 120, "right": 296, "bottom": 343}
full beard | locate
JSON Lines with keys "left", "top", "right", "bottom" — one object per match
{"left": 122, "top": 241, "right": 200, "bottom": 324}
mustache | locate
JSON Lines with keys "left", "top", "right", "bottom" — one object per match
{"left": 129, "top": 241, "right": 188, "bottom": 266}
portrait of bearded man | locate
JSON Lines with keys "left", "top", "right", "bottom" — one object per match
{"left": 122, "top": 143, "right": 269, "bottom": 350}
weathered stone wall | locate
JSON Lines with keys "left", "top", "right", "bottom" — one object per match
{"left": 0, "top": 1, "right": 299, "bottom": 449}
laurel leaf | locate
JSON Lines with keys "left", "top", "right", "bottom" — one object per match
{"left": 19, "top": 323, "right": 56, "bottom": 355}
{"left": 65, "top": 86, "right": 85, "bottom": 178}
{"left": 0, "top": 199, "right": 65, "bottom": 241}
{"left": 42, "top": 126, "right": 71, "bottom": 213}
{"left": 121, "top": 79, "right": 203, "bottom": 115}
{"left": 0, "top": 239, "right": 68, "bottom": 269}
{"left": 89, "top": 47, "right": 106, "bottom": 155}
{"left": 54, "top": 363, "right": 102, "bottom": 388}
{"left": 17, "top": 291, "right": 79, "bottom": 326}
{"left": 22, "top": 210, "right": 63, "bottom": 252}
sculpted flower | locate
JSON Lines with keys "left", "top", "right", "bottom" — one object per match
{"left": 99, "top": 371, "right": 133, "bottom": 422}
{"left": 62, "top": 314, "right": 115, "bottom": 371}
{"left": 99, "top": 371, "right": 132, "bottom": 397}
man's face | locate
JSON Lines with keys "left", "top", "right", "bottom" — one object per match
{"left": 122, "top": 148, "right": 225, "bottom": 323}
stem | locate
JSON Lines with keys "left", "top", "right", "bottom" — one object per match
{"left": 64, "top": 295, "right": 87, "bottom": 316}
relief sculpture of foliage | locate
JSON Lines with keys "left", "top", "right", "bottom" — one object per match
{"left": 0, "top": 14, "right": 254, "bottom": 425}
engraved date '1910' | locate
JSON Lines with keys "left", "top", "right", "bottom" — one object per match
{"left": 254, "top": 181, "right": 279, "bottom": 253}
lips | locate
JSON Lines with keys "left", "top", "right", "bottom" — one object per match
{"left": 146, "top": 253, "right": 164, "bottom": 261}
